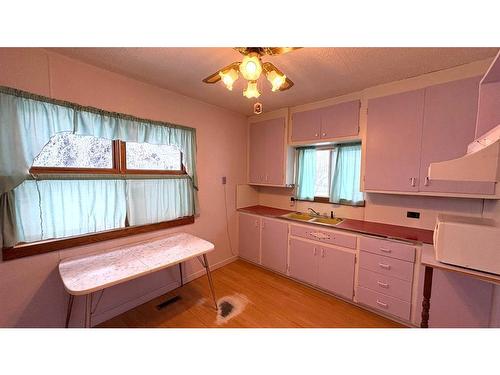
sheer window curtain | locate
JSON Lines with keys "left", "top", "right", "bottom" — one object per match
{"left": 329, "top": 143, "right": 364, "bottom": 206}
{"left": 0, "top": 86, "right": 198, "bottom": 248}
{"left": 295, "top": 148, "right": 317, "bottom": 200}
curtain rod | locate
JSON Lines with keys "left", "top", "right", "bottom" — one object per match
{"left": 0, "top": 85, "right": 196, "bottom": 133}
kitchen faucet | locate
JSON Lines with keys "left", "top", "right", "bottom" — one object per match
{"left": 307, "top": 207, "right": 321, "bottom": 216}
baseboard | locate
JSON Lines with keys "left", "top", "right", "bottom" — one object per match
{"left": 91, "top": 255, "right": 238, "bottom": 326}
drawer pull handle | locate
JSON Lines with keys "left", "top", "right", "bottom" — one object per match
{"left": 313, "top": 247, "right": 317, "bottom": 256}
{"left": 380, "top": 247, "right": 391, "bottom": 253}
{"left": 376, "top": 300, "right": 388, "bottom": 308}
{"left": 321, "top": 248, "right": 325, "bottom": 257}
{"left": 377, "top": 281, "right": 389, "bottom": 288}
{"left": 378, "top": 262, "right": 391, "bottom": 270}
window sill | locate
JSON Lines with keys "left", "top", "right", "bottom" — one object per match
{"left": 1, "top": 216, "right": 195, "bottom": 261}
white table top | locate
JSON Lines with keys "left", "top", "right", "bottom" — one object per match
{"left": 59, "top": 232, "right": 215, "bottom": 295}
{"left": 421, "top": 246, "right": 500, "bottom": 285}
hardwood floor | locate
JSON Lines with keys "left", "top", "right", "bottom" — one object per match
{"left": 98, "top": 259, "right": 405, "bottom": 328}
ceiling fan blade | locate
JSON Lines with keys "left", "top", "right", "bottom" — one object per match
{"left": 263, "top": 47, "right": 301, "bottom": 56}
{"left": 279, "top": 77, "right": 294, "bottom": 91}
{"left": 202, "top": 62, "right": 241, "bottom": 84}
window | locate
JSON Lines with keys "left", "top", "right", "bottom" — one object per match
{"left": 0, "top": 88, "right": 198, "bottom": 261}
{"left": 296, "top": 143, "right": 364, "bottom": 206}
{"left": 30, "top": 132, "right": 183, "bottom": 175}
{"left": 9, "top": 133, "right": 191, "bottom": 257}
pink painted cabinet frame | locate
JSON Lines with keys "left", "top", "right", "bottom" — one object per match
{"left": 261, "top": 218, "right": 288, "bottom": 274}
{"left": 248, "top": 117, "right": 285, "bottom": 185}
{"left": 238, "top": 213, "right": 261, "bottom": 263}
{"left": 291, "top": 100, "right": 360, "bottom": 142}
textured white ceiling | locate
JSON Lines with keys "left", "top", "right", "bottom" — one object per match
{"left": 49, "top": 47, "right": 498, "bottom": 116}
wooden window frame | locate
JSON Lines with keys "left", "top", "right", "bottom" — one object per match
{"left": 3, "top": 139, "right": 191, "bottom": 261}
{"left": 30, "top": 140, "right": 185, "bottom": 176}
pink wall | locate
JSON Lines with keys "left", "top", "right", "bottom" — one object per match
{"left": 0, "top": 48, "right": 247, "bottom": 327}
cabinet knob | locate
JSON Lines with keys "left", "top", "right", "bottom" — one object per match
{"left": 322, "top": 132, "right": 326, "bottom": 137}
{"left": 314, "top": 133, "right": 319, "bottom": 137}
{"left": 424, "top": 176, "right": 430, "bottom": 186}
{"left": 410, "top": 177, "right": 416, "bottom": 187}
{"left": 321, "top": 248, "right": 325, "bottom": 257}
{"left": 313, "top": 247, "right": 317, "bottom": 256}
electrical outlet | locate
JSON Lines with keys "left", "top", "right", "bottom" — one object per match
{"left": 407, "top": 211, "right": 420, "bottom": 219}
{"left": 221, "top": 176, "right": 227, "bottom": 185}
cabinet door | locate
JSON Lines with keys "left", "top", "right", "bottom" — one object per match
{"left": 320, "top": 100, "right": 360, "bottom": 139}
{"left": 420, "top": 77, "right": 495, "bottom": 194}
{"left": 317, "top": 247, "right": 355, "bottom": 299}
{"left": 291, "top": 109, "right": 321, "bottom": 142}
{"left": 238, "top": 214, "right": 260, "bottom": 263}
{"left": 364, "top": 89, "right": 424, "bottom": 192}
{"left": 289, "top": 238, "right": 318, "bottom": 285}
{"left": 248, "top": 121, "right": 266, "bottom": 183}
{"left": 264, "top": 118, "right": 285, "bottom": 185}
{"left": 261, "top": 218, "right": 288, "bottom": 274}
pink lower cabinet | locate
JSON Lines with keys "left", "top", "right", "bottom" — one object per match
{"left": 289, "top": 238, "right": 318, "bottom": 285}
{"left": 317, "top": 247, "right": 355, "bottom": 299}
{"left": 289, "top": 237, "right": 356, "bottom": 300}
{"left": 357, "top": 237, "right": 417, "bottom": 321}
{"left": 238, "top": 213, "right": 261, "bottom": 263}
{"left": 261, "top": 218, "right": 288, "bottom": 274}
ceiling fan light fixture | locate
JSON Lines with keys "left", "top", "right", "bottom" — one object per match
{"left": 239, "top": 53, "right": 262, "bottom": 81}
{"left": 219, "top": 68, "right": 238, "bottom": 91}
{"left": 243, "top": 81, "right": 260, "bottom": 99}
{"left": 266, "top": 70, "right": 287, "bottom": 92}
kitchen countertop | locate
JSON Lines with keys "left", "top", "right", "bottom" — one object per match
{"left": 237, "top": 205, "right": 434, "bottom": 245}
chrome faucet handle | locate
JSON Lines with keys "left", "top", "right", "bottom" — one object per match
{"left": 308, "top": 207, "right": 320, "bottom": 216}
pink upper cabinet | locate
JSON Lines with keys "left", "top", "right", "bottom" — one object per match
{"left": 291, "top": 109, "right": 321, "bottom": 142}
{"left": 419, "top": 76, "right": 495, "bottom": 194}
{"left": 261, "top": 218, "right": 288, "bottom": 274}
{"left": 476, "top": 52, "right": 500, "bottom": 138}
{"left": 291, "top": 100, "right": 360, "bottom": 142}
{"left": 364, "top": 89, "right": 424, "bottom": 192}
{"left": 248, "top": 121, "right": 266, "bottom": 184}
{"left": 320, "top": 100, "right": 360, "bottom": 139}
{"left": 248, "top": 117, "right": 285, "bottom": 185}
{"left": 264, "top": 117, "right": 285, "bottom": 185}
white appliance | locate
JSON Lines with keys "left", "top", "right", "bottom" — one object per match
{"left": 434, "top": 214, "right": 500, "bottom": 275}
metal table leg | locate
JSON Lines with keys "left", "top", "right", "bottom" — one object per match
{"left": 201, "top": 254, "right": 218, "bottom": 311}
{"left": 84, "top": 293, "right": 93, "bottom": 328}
{"left": 420, "top": 266, "right": 434, "bottom": 328}
{"left": 65, "top": 294, "right": 74, "bottom": 328}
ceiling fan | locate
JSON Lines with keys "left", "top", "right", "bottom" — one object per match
{"left": 202, "top": 47, "right": 300, "bottom": 99}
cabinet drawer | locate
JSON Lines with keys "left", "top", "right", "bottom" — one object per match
{"left": 357, "top": 286, "right": 411, "bottom": 321}
{"left": 359, "top": 251, "right": 414, "bottom": 281}
{"left": 290, "top": 225, "right": 356, "bottom": 249}
{"left": 359, "top": 236, "right": 416, "bottom": 262}
{"left": 358, "top": 268, "right": 412, "bottom": 302}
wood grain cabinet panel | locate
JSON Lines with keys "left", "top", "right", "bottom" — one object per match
{"left": 364, "top": 89, "right": 424, "bottom": 192}
{"left": 261, "top": 218, "right": 288, "bottom": 274}
{"left": 238, "top": 213, "right": 261, "bottom": 263}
